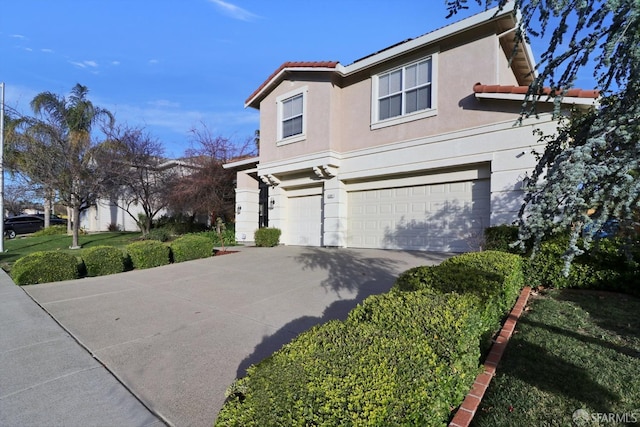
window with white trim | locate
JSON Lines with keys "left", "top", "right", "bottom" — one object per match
{"left": 282, "top": 94, "right": 303, "bottom": 138}
{"left": 276, "top": 87, "right": 307, "bottom": 144}
{"left": 373, "top": 56, "right": 436, "bottom": 127}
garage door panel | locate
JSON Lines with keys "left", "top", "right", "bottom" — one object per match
{"left": 348, "top": 177, "right": 490, "bottom": 252}
{"left": 288, "top": 195, "right": 322, "bottom": 246}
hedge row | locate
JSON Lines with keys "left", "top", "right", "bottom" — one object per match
{"left": 216, "top": 250, "right": 524, "bottom": 426}
{"left": 484, "top": 225, "right": 640, "bottom": 297}
{"left": 11, "top": 234, "right": 215, "bottom": 286}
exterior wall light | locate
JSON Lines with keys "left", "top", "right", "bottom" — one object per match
{"left": 236, "top": 205, "right": 242, "bottom": 215}
{"left": 269, "top": 198, "right": 275, "bottom": 210}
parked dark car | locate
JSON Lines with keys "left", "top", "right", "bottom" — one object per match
{"left": 4, "top": 215, "right": 66, "bottom": 239}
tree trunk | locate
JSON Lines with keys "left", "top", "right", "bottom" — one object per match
{"left": 43, "top": 195, "right": 51, "bottom": 228}
{"left": 70, "top": 205, "right": 81, "bottom": 249}
{"left": 67, "top": 206, "right": 73, "bottom": 235}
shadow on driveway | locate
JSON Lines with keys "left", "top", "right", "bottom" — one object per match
{"left": 236, "top": 247, "right": 449, "bottom": 379}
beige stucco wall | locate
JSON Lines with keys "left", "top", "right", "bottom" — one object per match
{"left": 256, "top": 31, "right": 528, "bottom": 163}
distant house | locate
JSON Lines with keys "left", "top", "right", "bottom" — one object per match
{"left": 225, "top": 4, "right": 598, "bottom": 251}
{"left": 79, "top": 159, "right": 199, "bottom": 232}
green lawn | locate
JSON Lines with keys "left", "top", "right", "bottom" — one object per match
{"left": 0, "top": 232, "right": 142, "bottom": 272}
{"left": 472, "top": 289, "right": 640, "bottom": 426}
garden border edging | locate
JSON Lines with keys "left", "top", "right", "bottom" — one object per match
{"left": 449, "top": 286, "right": 532, "bottom": 427}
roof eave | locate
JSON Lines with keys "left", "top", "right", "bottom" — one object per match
{"left": 342, "top": 3, "right": 517, "bottom": 75}
{"left": 474, "top": 91, "right": 599, "bottom": 106}
{"left": 245, "top": 64, "right": 346, "bottom": 109}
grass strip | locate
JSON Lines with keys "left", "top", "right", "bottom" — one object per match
{"left": 472, "top": 289, "right": 640, "bottom": 426}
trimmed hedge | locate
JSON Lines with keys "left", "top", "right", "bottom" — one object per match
{"left": 125, "top": 240, "right": 170, "bottom": 269}
{"left": 217, "top": 250, "right": 526, "bottom": 426}
{"left": 170, "top": 234, "right": 213, "bottom": 263}
{"left": 527, "top": 234, "right": 639, "bottom": 296}
{"left": 81, "top": 246, "right": 125, "bottom": 277}
{"left": 484, "top": 224, "right": 521, "bottom": 253}
{"left": 217, "top": 292, "right": 485, "bottom": 427}
{"left": 394, "top": 251, "right": 523, "bottom": 318}
{"left": 11, "top": 251, "right": 79, "bottom": 285}
{"left": 254, "top": 227, "right": 281, "bottom": 247}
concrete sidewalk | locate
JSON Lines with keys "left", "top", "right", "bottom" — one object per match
{"left": 4, "top": 246, "right": 449, "bottom": 426}
{"left": 0, "top": 269, "right": 163, "bottom": 427}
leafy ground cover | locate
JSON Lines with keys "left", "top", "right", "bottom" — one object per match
{"left": 472, "top": 289, "right": 640, "bottom": 426}
{"left": 0, "top": 232, "right": 141, "bottom": 272}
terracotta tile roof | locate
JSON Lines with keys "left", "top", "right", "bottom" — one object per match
{"left": 473, "top": 82, "right": 599, "bottom": 98}
{"left": 245, "top": 61, "right": 340, "bottom": 106}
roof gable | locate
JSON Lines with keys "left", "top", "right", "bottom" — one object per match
{"left": 245, "top": 3, "right": 533, "bottom": 109}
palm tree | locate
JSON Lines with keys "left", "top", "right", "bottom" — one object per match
{"left": 29, "top": 83, "right": 114, "bottom": 248}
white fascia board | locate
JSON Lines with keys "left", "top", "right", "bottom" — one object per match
{"left": 244, "top": 66, "right": 347, "bottom": 108}
{"left": 223, "top": 156, "right": 260, "bottom": 169}
{"left": 474, "top": 92, "right": 599, "bottom": 106}
{"left": 343, "top": 3, "right": 516, "bottom": 75}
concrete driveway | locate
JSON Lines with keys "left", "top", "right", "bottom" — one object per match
{"left": 17, "top": 246, "right": 449, "bottom": 426}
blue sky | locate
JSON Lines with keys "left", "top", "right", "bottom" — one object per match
{"left": 0, "top": 1, "right": 491, "bottom": 157}
{"left": 0, "top": 1, "right": 589, "bottom": 158}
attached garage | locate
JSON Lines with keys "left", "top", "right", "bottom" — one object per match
{"left": 347, "top": 167, "right": 490, "bottom": 252}
{"left": 286, "top": 191, "right": 323, "bottom": 246}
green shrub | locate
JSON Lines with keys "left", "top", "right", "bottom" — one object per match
{"left": 146, "top": 228, "right": 171, "bottom": 242}
{"left": 81, "top": 246, "right": 125, "bottom": 277}
{"left": 527, "top": 234, "right": 639, "bottom": 295}
{"left": 217, "top": 292, "right": 484, "bottom": 427}
{"left": 394, "top": 251, "right": 523, "bottom": 315}
{"left": 254, "top": 227, "right": 281, "bottom": 247}
{"left": 125, "top": 240, "right": 170, "bottom": 269}
{"left": 154, "top": 214, "right": 208, "bottom": 235}
{"left": 11, "top": 251, "right": 79, "bottom": 285}
{"left": 198, "top": 227, "right": 237, "bottom": 247}
{"left": 484, "top": 224, "right": 521, "bottom": 253}
{"left": 32, "top": 225, "right": 67, "bottom": 237}
{"left": 170, "top": 234, "right": 213, "bottom": 263}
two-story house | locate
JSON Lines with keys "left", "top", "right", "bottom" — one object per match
{"left": 225, "top": 4, "right": 597, "bottom": 252}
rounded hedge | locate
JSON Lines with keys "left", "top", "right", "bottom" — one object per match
{"left": 125, "top": 240, "right": 170, "bottom": 269}
{"left": 12, "top": 251, "right": 80, "bottom": 285}
{"left": 170, "top": 234, "right": 213, "bottom": 263}
{"left": 217, "top": 292, "right": 484, "bottom": 426}
{"left": 254, "top": 227, "right": 281, "bottom": 247}
{"left": 81, "top": 246, "right": 126, "bottom": 277}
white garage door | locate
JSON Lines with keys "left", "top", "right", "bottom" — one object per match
{"left": 288, "top": 195, "right": 323, "bottom": 246}
{"left": 348, "top": 179, "right": 490, "bottom": 252}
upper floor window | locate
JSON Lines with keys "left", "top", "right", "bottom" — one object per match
{"left": 277, "top": 86, "right": 307, "bottom": 144}
{"left": 372, "top": 55, "right": 437, "bottom": 129}
{"left": 282, "top": 94, "right": 303, "bottom": 138}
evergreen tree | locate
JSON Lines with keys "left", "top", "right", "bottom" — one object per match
{"left": 448, "top": 1, "right": 640, "bottom": 263}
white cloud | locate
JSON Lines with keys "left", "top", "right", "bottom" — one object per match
{"left": 209, "top": 0, "right": 260, "bottom": 22}
{"left": 147, "top": 99, "right": 181, "bottom": 108}
{"left": 69, "top": 60, "right": 99, "bottom": 69}
{"left": 148, "top": 59, "right": 159, "bottom": 65}
{"left": 41, "top": 48, "right": 54, "bottom": 53}
{"left": 10, "top": 34, "right": 26, "bottom": 39}
{"left": 111, "top": 61, "right": 121, "bottom": 66}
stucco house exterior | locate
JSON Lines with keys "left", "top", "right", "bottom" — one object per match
{"left": 79, "top": 159, "right": 198, "bottom": 232}
{"left": 225, "top": 4, "right": 597, "bottom": 252}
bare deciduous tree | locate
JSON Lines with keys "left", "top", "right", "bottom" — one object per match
{"left": 166, "top": 124, "right": 256, "bottom": 225}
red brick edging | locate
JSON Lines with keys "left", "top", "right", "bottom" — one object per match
{"left": 448, "top": 286, "right": 532, "bottom": 427}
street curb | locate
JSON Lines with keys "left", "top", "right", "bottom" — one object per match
{"left": 448, "top": 286, "right": 532, "bottom": 427}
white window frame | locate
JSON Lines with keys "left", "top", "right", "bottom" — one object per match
{"left": 371, "top": 53, "right": 438, "bottom": 130}
{"left": 276, "top": 86, "right": 308, "bottom": 145}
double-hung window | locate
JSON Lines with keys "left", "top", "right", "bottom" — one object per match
{"left": 282, "top": 94, "right": 303, "bottom": 138}
{"left": 373, "top": 56, "right": 436, "bottom": 128}
{"left": 277, "top": 87, "right": 307, "bottom": 144}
